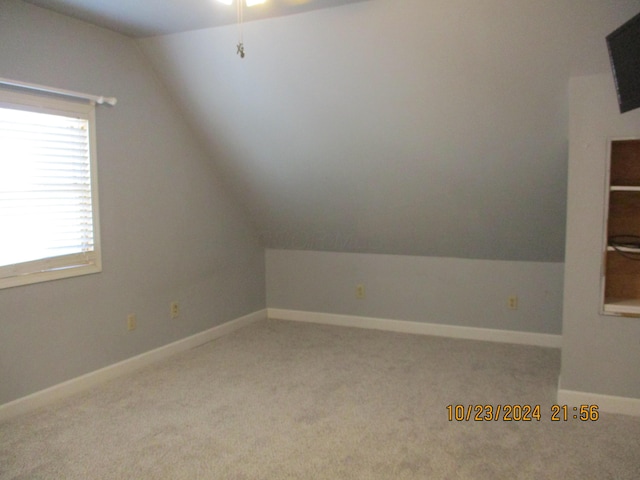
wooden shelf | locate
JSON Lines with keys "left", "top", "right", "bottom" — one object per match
{"left": 603, "top": 298, "right": 640, "bottom": 316}
{"left": 603, "top": 139, "right": 640, "bottom": 316}
{"left": 607, "top": 246, "right": 640, "bottom": 253}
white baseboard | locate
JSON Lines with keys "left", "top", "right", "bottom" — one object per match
{"left": 8, "top": 308, "right": 636, "bottom": 421}
{"left": 267, "top": 308, "right": 562, "bottom": 348}
{"left": 557, "top": 388, "right": 640, "bottom": 417}
{"left": 0, "top": 309, "right": 267, "bottom": 422}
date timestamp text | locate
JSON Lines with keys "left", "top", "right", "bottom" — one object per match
{"left": 446, "top": 404, "right": 599, "bottom": 422}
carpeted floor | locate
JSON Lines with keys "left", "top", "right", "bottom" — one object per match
{"left": 1, "top": 318, "right": 639, "bottom": 479}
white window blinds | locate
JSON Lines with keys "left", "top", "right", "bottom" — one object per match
{"left": 0, "top": 91, "right": 101, "bottom": 288}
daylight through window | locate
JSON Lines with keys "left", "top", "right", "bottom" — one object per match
{"left": 0, "top": 90, "right": 101, "bottom": 288}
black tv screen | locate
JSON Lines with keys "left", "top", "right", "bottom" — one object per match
{"left": 606, "top": 11, "right": 640, "bottom": 113}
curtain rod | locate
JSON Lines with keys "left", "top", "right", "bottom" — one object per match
{"left": 0, "top": 77, "right": 117, "bottom": 106}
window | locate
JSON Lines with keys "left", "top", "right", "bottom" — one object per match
{"left": 0, "top": 89, "right": 101, "bottom": 289}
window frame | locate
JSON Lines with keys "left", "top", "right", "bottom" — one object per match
{"left": 0, "top": 89, "right": 102, "bottom": 289}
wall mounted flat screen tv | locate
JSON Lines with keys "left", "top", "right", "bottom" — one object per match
{"left": 606, "top": 11, "right": 640, "bottom": 113}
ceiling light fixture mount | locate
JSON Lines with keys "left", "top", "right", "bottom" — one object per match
{"left": 217, "top": 0, "right": 266, "bottom": 58}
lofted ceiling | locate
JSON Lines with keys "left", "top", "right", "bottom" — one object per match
{"left": 19, "top": 0, "right": 640, "bottom": 262}
{"left": 23, "top": 0, "right": 371, "bottom": 37}
{"left": 136, "top": 0, "right": 640, "bottom": 262}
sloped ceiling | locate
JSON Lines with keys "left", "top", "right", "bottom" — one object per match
{"left": 137, "top": 0, "right": 640, "bottom": 261}
{"left": 25, "top": 0, "right": 640, "bottom": 262}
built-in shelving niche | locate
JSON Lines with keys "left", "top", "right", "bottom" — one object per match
{"left": 603, "top": 139, "right": 640, "bottom": 316}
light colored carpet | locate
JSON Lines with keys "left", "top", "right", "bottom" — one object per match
{"left": 1, "top": 318, "right": 639, "bottom": 479}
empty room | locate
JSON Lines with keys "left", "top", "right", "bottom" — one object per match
{"left": 1, "top": 0, "right": 640, "bottom": 478}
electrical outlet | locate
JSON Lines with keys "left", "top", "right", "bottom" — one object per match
{"left": 170, "top": 302, "right": 179, "bottom": 319}
{"left": 127, "top": 314, "right": 137, "bottom": 331}
{"left": 508, "top": 296, "right": 518, "bottom": 310}
{"left": 356, "top": 284, "right": 365, "bottom": 299}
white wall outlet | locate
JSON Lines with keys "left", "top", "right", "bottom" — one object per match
{"left": 170, "top": 302, "right": 179, "bottom": 319}
{"left": 508, "top": 296, "right": 519, "bottom": 310}
{"left": 356, "top": 284, "right": 366, "bottom": 299}
{"left": 127, "top": 314, "right": 137, "bottom": 331}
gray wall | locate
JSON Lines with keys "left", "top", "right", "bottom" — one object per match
{"left": 0, "top": 0, "right": 265, "bottom": 405}
{"left": 139, "top": 0, "right": 639, "bottom": 262}
{"left": 561, "top": 73, "right": 640, "bottom": 399}
{"left": 267, "top": 250, "right": 564, "bottom": 334}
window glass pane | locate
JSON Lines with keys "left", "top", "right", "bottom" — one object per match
{"left": 0, "top": 106, "right": 95, "bottom": 268}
